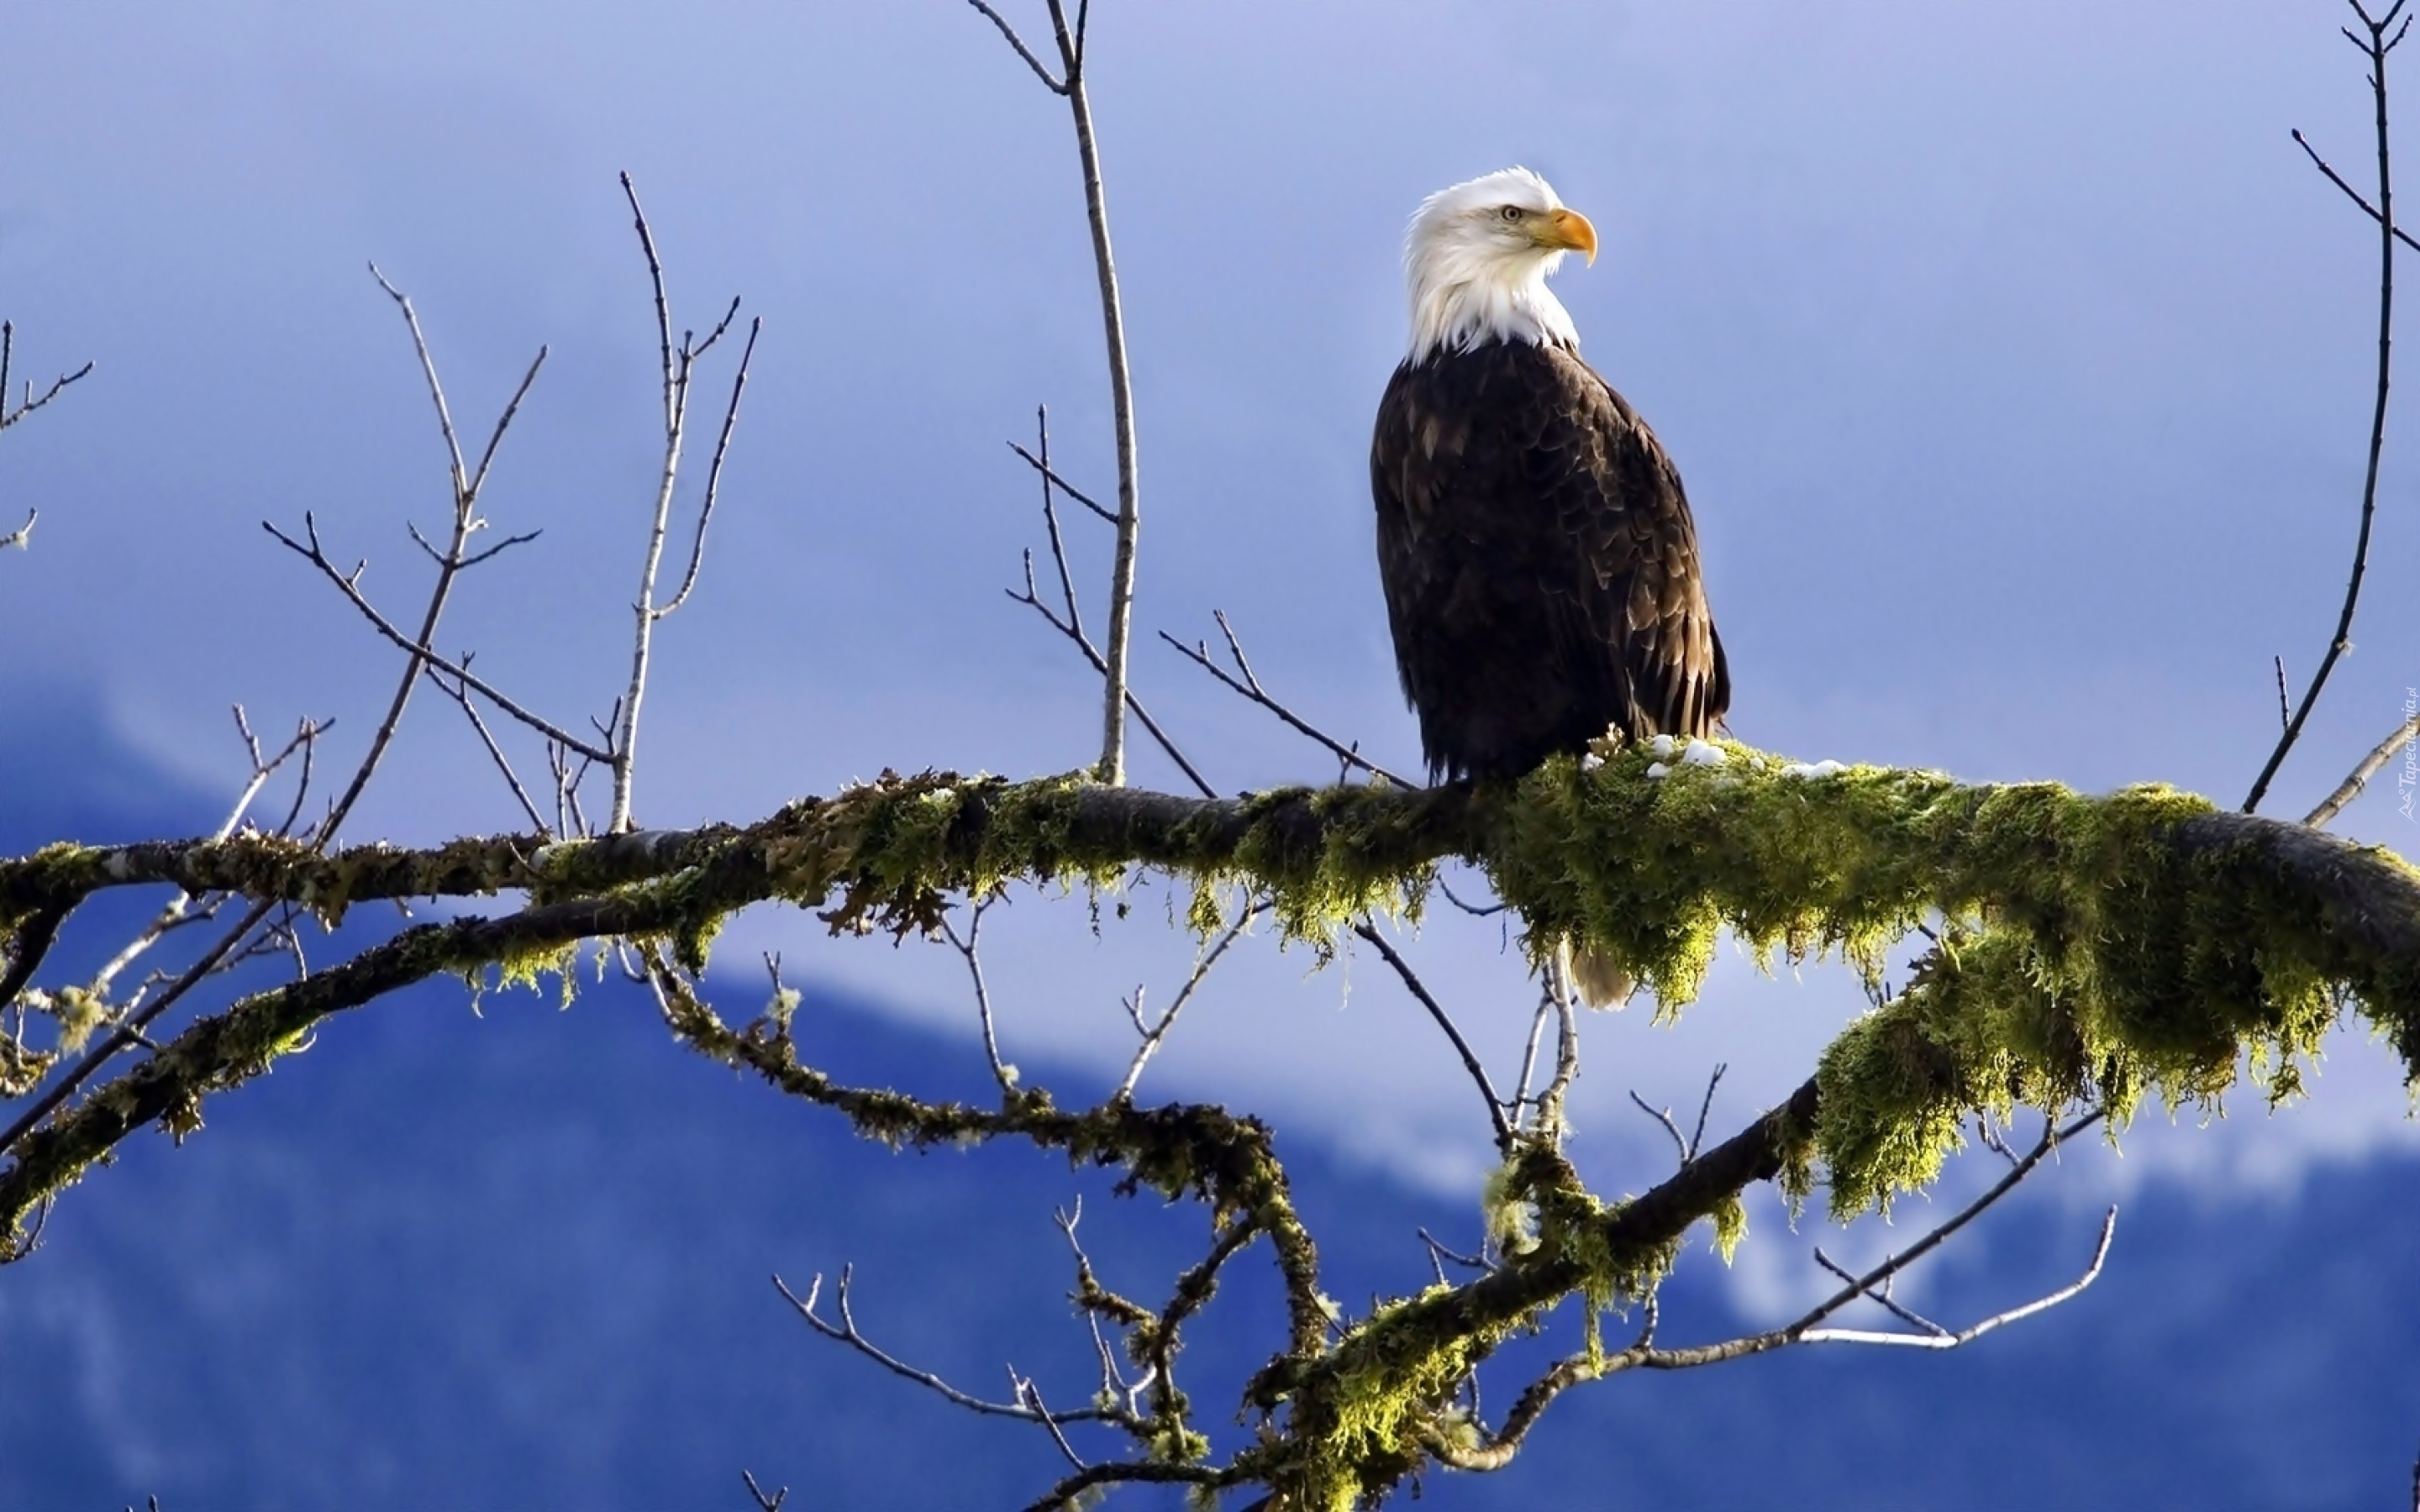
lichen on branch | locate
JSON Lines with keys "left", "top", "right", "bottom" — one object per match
{"left": 4, "top": 747, "right": 2416, "bottom": 1263}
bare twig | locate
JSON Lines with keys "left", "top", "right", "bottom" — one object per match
{"left": 1007, "top": 436, "right": 1117, "bottom": 523}
{"left": 24, "top": 265, "right": 537, "bottom": 1156}
{"left": 776, "top": 1268, "right": 1127, "bottom": 1427}
{"left": 960, "top": 1, "right": 1068, "bottom": 92}
{"left": 1510, "top": 984, "right": 1555, "bottom": 1121}
{"left": 659, "top": 318, "right": 760, "bottom": 619}
{"left": 1686, "top": 1063, "right": 1728, "bottom": 1161}
{"left": 1786, "top": 1205, "right": 2116, "bottom": 1350}
{"left": 1161, "top": 614, "right": 1418, "bottom": 788}
{"left": 612, "top": 171, "right": 753, "bottom": 832}
{"left": 966, "top": 0, "right": 1141, "bottom": 785}
{"left": 0, "top": 321, "right": 95, "bottom": 433}
{"left": 1010, "top": 558, "right": 1216, "bottom": 798}
{"left": 2293, "top": 124, "right": 2420, "bottom": 254}
{"left": 1428, "top": 1111, "right": 2116, "bottom": 1475}
{"left": 1019, "top": 1462, "right": 1224, "bottom": 1512}
{"left": 2304, "top": 706, "right": 2420, "bottom": 826}
{"left": 1013, "top": 1372, "right": 1088, "bottom": 1470}
{"left": 1434, "top": 875, "right": 1507, "bottom": 917}
{"left": 1118, "top": 898, "right": 1265, "bottom": 1098}
{"left": 1810, "top": 1247, "right": 1949, "bottom": 1338}
{"left": 1352, "top": 922, "right": 1512, "bottom": 1147}
{"left": 265, "top": 515, "right": 611, "bottom": 762}
{"left": 941, "top": 897, "right": 1017, "bottom": 1095}
{"left": 1628, "top": 1089, "right": 1690, "bottom": 1168}
{"left": 1697, "top": 1110, "right": 2110, "bottom": 1356}
{"left": 1528, "top": 958, "right": 1582, "bottom": 1141}
{"left": 1419, "top": 1227, "right": 1494, "bottom": 1277}
{"left": 83, "top": 711, "right": 324, "bottom": 1005}
{"left": 424, "top": 659, "right": 550, "bottom": 834}
{"left": 2249, "top": 4, "right": 2409, "bottom": 813}
{"left": 1031, "top": 408, "right": 1086, "bottom": 638}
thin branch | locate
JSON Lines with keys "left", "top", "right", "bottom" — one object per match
{"left": 941, "top": 898, "right": 1016, "bottom": 1095}
{"left": 1118, "top": 898, "right": 1265, "bottom": 1098}
{"left": 1013, "top": 1373, "right": 1088, "bottom": 1471}
{"left": 1791, "top": 1206, "right": 2116, "bottom": 1350}
{"left": 1053, "top": 0, "right": 1139, "bottom": 785}
{"left": 1699, "top": 1110, "right": 2109, "bottom": 1356}
{"left": 659, "top": 317, "right": 760, "bottom": 619}
{"left": 264, "top": 516, "right": 612, "bottom": 762}
{"left": 960, "top": 0, "right": 1136, "bottom": 782}
{"left": 775, "top": 1268, "right": 1124, "bottom": 1426}
{"left": 306, "top": 265, "right": 545, "bottom": 844}
{"left": 1007, "top": 437, "right": 1118, "bottom": 523}
{"left": 1434, "top": 875, "right": 1506, "bottom": 917}
{"left": 0, "top": 896, "right": 277, "bottom": 1162}
{"left": 961, "top": 0, "right": 1068, "bottom": 92}
{"left": 1161, "top": 614, "right": 1418, "bottom": 788}
{"left": 466, "top": 345, "right": 550, "bottom": 502}
{"left": 2249, "top": 9, "right": 2403, "bottom": 813}
{"left": 366, "top": 264, "right": 470, "bottom": 496}
{"left": 1811, "top": 1247, "right": 1949, "bottom": 1338}
{"left": 1351, "top": 922, "right": 1512, "bottom": 1148}
{"left": 1529, "top": 957, "right": 1581, "bottom": 1141}
{"left": 612, "top": 171, "right": 687, "bottom": 832}
{"left": 1009, "top": 565, "right": 1216, "bottom": 799}
{"left": 0, "top": 321, "right": 95, "bottom": 433}
{"left": 83, "top": 712, "right": 323, "bottom": 1004}
{"left": 2294, "top": 127, "right": 2420, "bottom": 255}
{"left": 1686, "top": 1063, "right": 1728, "bottom": 1161}
{"left": 2304, "top": 706, "right": 2420, "bottom": 826}
{"left": 1032, "top": 408, "right": 1087, "bottom": 638}
{"left": 1418, "top": 1228, "right": 1494, "bottom": 1277}
{"left": 424, "top": 659, "right": 550, "bottom": 834}
{"left": 1510, "top": 984, "right": 1554, "bottom": 1122}
{"left": 1019, "top": 1462, "right": 1224, "bottom": 1512}
{"left": 1428, "top": 1112, "right": 2116, "bottom": 1475}
{"left": 1628, "top": 1090, "right": 1690, "bottom": 1168}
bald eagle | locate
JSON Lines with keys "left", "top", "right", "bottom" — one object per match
{"left": 1371, "top": 167, "right": 1728, "bottom": 1004}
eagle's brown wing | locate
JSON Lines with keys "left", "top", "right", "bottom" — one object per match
{"left": 1372, "top": 339, "right": 1726, "bottom": 782}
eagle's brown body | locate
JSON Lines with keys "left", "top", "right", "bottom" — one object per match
{"left": 1371, "top": 335, "right": 1728, "bottom": 783}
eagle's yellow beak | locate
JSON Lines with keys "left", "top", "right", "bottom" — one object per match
{"left": 1539, "top": 206, "right": 1598, "bottom": 265}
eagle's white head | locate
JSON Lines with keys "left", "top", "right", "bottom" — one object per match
{"left": 1402, "top": 166, "right": 1598, "bottom": 361}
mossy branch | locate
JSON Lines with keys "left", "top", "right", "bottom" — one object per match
{"left": 5, "top": 746, "right": 2417, "bottom": 1504}
{"left": 7, "top": 748, "right": 2417, "bottom": 1238}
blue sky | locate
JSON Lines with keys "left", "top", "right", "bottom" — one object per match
{"left": 3, "top": 3, "right": 2419, "bottom": 1478}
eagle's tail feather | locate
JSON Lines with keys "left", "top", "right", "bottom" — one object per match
{"left": 1557, "top": 937, "right": 1635, "bottom": 1011}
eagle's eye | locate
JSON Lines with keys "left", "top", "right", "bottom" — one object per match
{"left": 1500, "top": 205, "right": 1525, "bottom": 223}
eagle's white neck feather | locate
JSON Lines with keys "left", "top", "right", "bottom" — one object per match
{"left": 1402, "top": 167, "right": 1581, "bottom": 361}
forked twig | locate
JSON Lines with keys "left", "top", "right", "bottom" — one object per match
{"left": 776, "top": 1268, "right": 1128, "bottom": 1427}
{"left": 611, "top": 172, "right": 756, "bottom": 832}
{"left": 963, "top": 0, "right": 1142, "bottom": 785}
{"left": 1428, "top": 1110, "right": 2115, "bottom": 1474}
{"left": 1118, "top": 897, "right": 1266, "bottom": 1098}
{"left": 1161, "top": 613, "right": 1418, "bottom": 789}
{"left": 941, "top": 897, "right": 1017, "bottom": 1095}
{"left": 0, "top": 320, "right": 95, "bottom": 433}
{"left": 1352, "top": 921, "right": 1512, "bottom": 1147}
{"left": 2248, "top": 2, "right": 2410, "bottom": 812}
